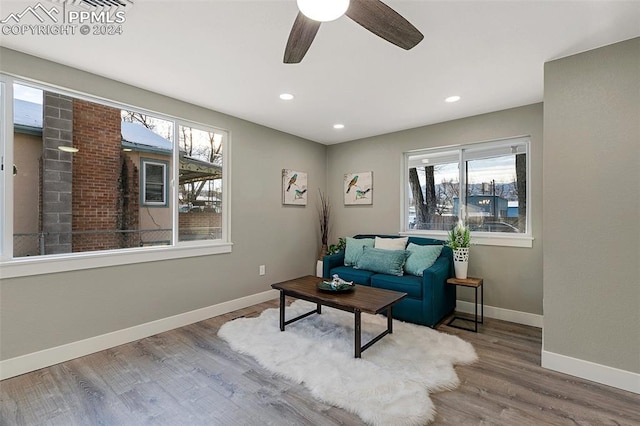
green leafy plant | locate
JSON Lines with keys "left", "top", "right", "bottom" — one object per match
{"left": 326, "top": 237, "right": 346, "bottom": 255}
{"left": 447, "top": 221, "right": 471, "bottom": 250}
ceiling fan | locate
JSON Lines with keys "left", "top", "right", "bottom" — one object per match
{"left": 284, "top": 0, "right": 424, "bottom": 64}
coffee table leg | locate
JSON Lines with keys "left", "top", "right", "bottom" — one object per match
{"left": 355, "top": 310, "right": 362, "bottom": 358}
{"left": 279, "top": 290, "right": 285, "bottom": 332}
{"left": 387, "top": 306, "right": 393, "bottom": 334}
{"left": 317, "top": 303, "right": 322, "bottom": 314}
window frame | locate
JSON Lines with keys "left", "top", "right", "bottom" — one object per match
{"left": 401, "top": 136, "right": 533, "bottom": 248}
{"left": 0, "top": 74, "right": 232, "bottom": 279}
{"left": 141, "top": 158, "right": 169, "bottom": 207}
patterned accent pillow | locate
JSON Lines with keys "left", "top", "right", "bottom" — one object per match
{"left": 404, "top": 243, "right": 443, "bottom": 277}
{"left": 344, "top": 237, "right": 375, "bottom": 266}
{"left": 355, "top": 246, "right": 409, "bottom": 276}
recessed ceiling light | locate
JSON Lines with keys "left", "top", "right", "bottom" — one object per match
{"left": 445, "top": 95, "right": 461, "bottom": 103}
{"left": 58, "top": 146, "right": 79, "bottom": 153}
{"left": 333, "top": 124, "right": 345, "bottom": 129}
{"left": 279, "top": 93, "right": 294, "bottom": 100}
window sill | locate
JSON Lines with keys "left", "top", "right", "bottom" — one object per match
{"left": 0, "top": 242, "right": 233, "bottom": 279}
{"left": 399, "top": 230, "right": 533, "bottom": 248}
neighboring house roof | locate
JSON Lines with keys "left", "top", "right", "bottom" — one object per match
{"left": 121, "top": 121, "right": 221, "bottom": 184}
{"left": 14, "top": 99, "right": 43, "bottom": 134}
{"left": 180, "top": 154, "right": 222, "bottom": 184}
{"left": 121, "top": 121, "right": 172, "bottom": 153}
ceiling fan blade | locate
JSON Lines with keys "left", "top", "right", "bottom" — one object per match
{"left": 346, "top": 0, "right": 423, "bottom": 50}
{"left": 284, "top": 12, "right": 322, "bottom": 63}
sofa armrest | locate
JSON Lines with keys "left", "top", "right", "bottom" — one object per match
{"left": 422, "top": 255, "right": 456, "bottom": 323}
{"left": 422, "top": 256, "right": 450, "bottom": 282}
{"left": 322, "top": 251, "right": 345, "bottom": 278}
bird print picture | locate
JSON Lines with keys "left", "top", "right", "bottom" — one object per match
{"left": 344, "top": 171, "right": 373, "bottom": 205}
{"left": 282, "top": 169, "right": 308, "bottom": 205}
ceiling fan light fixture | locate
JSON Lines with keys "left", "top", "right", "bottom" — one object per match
{"left": 297, "top": 0, "right": 350, "bottom": 22}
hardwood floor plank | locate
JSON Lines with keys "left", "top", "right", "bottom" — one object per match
{"left": 1, "top": 300, "right": 638, "bottom": 425}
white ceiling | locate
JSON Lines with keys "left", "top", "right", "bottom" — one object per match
{"left": 1, "top": 0, "right": 639, "bottom": 144}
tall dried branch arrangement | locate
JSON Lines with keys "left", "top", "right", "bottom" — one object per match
{"left": 318, "top": 189, "right": 330, "bottom": 247}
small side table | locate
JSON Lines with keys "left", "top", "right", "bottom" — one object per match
{"left": 446, "top": 277, "right": 483, "bottom": 332}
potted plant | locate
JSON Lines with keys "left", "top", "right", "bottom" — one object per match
{"left": 316, "top": 237, "right": 346, "bottom": 278}
{"left": 327, "top": 237, "right": 346, "bottom": 255}
{"left": 447, "top": 221, "right": 471, "bottom": 279}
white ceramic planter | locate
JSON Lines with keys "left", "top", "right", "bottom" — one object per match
{"left": 453, "top": 247, "right": 469, "bottom": 279}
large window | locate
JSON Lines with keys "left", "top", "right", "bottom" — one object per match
{"left": 405, "top": 137, "right": 530, "bottom": 246}
{"left": 1, "top": 75, "right": 229, "bottom": 272}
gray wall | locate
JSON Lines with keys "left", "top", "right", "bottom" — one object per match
{"left": 4, "top": 37, "right": 637, "bottom": 380}
{"left": 543, "top": 38, "right": 640, "bottom": 373}
{"left": 0, "top": 48, "right": 326, "bottom": 360}
{"left": 326, "top": 104, "right": 544, "bottom": 315}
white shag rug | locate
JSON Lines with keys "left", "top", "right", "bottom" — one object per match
{"left": 218, "top": 300, "right": 477, "bottom": 425}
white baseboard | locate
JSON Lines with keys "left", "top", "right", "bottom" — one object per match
{"left": 455, "top": 299, "right": 543, "bottom": 328}
{"left": 0, "top": 289, "right": 279, "bottom": 380}
{"left": 455, "top": 302, "right": 638, "bottom": 394}
{"left": 542, "top": 350, "right": 640, "bottom": 394}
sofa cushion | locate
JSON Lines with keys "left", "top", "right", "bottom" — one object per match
{"left": 374, "top": 236, "right": 408, "bottom": 250}
{"left": 404, "top": 243, "right": 443, "bottom": 276}
{"left": 355, "top": 246, "right": 408, "bottom": 276}
{"left": 329, "top": 266, "right": 375, "bottom": 285}
{"left": 371, "top": 274, "right": 423, "bottom": 299}
{"left": 344, "top": 237, "right": 374, "bottom": 266}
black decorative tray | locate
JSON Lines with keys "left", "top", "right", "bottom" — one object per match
{"left": 317, "top": 281, "right": 355, "bottom": 293}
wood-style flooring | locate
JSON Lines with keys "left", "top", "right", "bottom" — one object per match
{"left": 1, "top": 298, "right": 639, "bottom": 425}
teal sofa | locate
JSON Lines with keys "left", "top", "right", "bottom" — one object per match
{"left": 322, "top": 234, "right": 455, "bottom": 327}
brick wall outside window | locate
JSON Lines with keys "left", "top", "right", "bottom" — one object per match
{"left": 72, "top": 99, "right": 135, "bottom": 252}
{"left": 179, "top": 210, "right": 222, "bottom": 239}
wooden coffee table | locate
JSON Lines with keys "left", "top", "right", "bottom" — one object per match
{"left": 271, "top": 276, "right": 407, "bottom": 358}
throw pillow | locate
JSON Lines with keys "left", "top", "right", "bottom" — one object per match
{"left": 355, "top": 246, "right": 408, "bottom": 276}
{"left": 374, "top": 236, "right": 408, "bottom": 251}
{"left": 344, "top": 237, "right": 375, "bottom": 266}
{"left": 404, "top": 243, "right": 443, "bottom": 277}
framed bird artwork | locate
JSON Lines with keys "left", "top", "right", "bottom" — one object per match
{"left": 282, "top": 169, "right": 308, "bottom": 205}
{"left": 344, "top": 171, "right": 373, "bottom": 205}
